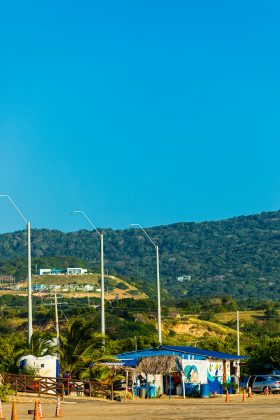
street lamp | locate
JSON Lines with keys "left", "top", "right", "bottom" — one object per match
{"left": 0, "top": 194, "right": 33, "bottom": 345}
{"left": 130, "top": 224, "right": 162, "bottom": 345}
{"left": 73, "top": 211, "right": 105, "bottom": 339}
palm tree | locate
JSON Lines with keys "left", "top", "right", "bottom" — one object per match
{"left": 28, "top": 331, "right": 57, "bottom": 357}
{"left": 13, "top": 331, "right": 56, "bottom": 360}
{"left": 11, "top": 331, "right": 57, "bottom": 375}
{"left": 81, "top": 364, "right": 124, "bottom": 400}
{"left": 58, "top": 318, "right": 105, "bottom": 376}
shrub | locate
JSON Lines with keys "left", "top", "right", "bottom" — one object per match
{"left": 0, "top": 384, "right": 14, "bottom": 402}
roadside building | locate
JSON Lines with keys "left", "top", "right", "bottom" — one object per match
{"left": 115, "top": 345, "right": 246, "bottom": 397}
{"left": 19, "top": 355, "right": 59, "bottom": 379}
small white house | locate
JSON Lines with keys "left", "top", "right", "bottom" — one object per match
{"left": 39, "top": 269, "right": 52, "bottom": 276}
{"left": 49, "top": 284, "right": 61, "bottom": 290}
{"left": 84, "top": 284, "right": 94, "bottom": 292}
{"left": 19, "top": 355, "right": 59, "bottom": 378}
{"left": 39, "top": 268, "right": 65, "bottom": 275}
{"left": 32, "top": 284, "right": 46, "bottom": 292}
{"left": 67, "top": 268, "right": 87, "bottom": 275}
{"left": 177, "top": 275, "right": 191, "bottom": 282}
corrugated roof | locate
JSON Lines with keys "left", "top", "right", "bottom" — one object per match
{"left": 161, "top": 345, "right": 246, "bottom": 360}
{"left": 116, "top": 345, "right": 246, "bottom": 362}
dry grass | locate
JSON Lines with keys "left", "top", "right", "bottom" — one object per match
{"left": 211, "top": 310, "right": 266, "bottom": 324}
{"left": 169, "top": 317, "right": 237, "bottom": 339}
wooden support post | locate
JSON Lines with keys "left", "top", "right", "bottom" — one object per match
{"left": 182, "top": 375, "right": 185, "bottom": 399}
{"left": 15, "top": 378, "right": 18, "bottom": 396}
{"left": 111, "top": 382, "right": 114, "bottom": 401}
{"left": 124, "top": 370, "right": 128, "bottom": 402}
{"left": 61, "top": 384, "right": 64, "bottom": 401}
{"left": 111, "top": 368, "right": 115, "bottom": 401}
{"left": 169, "top": 371, "right": 172, "bottom": 400}
{"left": 132, "top": 374, "right": 135, "bottom": 402}
{"left": 223, "top": 360, "right": 227, "bottom": 385}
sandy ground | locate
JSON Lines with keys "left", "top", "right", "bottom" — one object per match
{"left": 2, "top": 394, "right": 280, "bottom": 419}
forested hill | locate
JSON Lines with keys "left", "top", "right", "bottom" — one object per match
{"left": 1, "top": 210, "right": 280, "bottom": 301}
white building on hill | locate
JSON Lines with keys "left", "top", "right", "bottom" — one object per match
{"left": 67, "top": 268, "right": 87, "bottom": 275}
{"left": 39, "top": 267, "right": 87, "bottom": 276}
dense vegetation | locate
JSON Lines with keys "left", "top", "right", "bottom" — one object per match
{"left": 1, "top": 211, "right": 279, "bottom": 381}
{"left": 0, "top": 294, "right": 279, "bottom": 376}
{"left": 1, "top": 210, "right": 280, "bottom": 300}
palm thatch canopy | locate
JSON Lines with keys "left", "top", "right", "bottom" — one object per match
{"left": 93, "top": 362, "right": 135, "bottom": 375}
{"left": 135, "top": 356, "right": 179, "bottom": 375}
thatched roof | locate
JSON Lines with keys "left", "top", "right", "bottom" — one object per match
{"left": 135, "top": 356, "right": 179, "bottom": 374}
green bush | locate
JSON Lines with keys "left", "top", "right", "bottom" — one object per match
{"left": 116, "top": 282, "right": 129, "bottom": 290}
{"left": 0, "top": 384, "right": 14, "bottom": 402}
{"left": 19, "top": 365, "right": 39, "bottom": 376}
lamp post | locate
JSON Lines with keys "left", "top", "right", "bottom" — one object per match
{"left": 0, "top": 194, "right": 33, "bottom": 345}
{"left": 73, "top": 211, "right": 105, "bottom": 339}
{"left": 237, "top": 310, "right": 240, "bottom": 389}
{"left": 130, "top": 224, "right": 162, "bottom": 345}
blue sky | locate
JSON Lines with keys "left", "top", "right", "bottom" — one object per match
{"left": 1, "top": 0, "right": 280, "bottom": 232}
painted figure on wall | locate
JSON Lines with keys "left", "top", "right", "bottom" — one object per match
{"left": 184, "top": 365, "right": 199, "bottom": 383}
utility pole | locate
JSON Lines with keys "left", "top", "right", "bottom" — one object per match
{"left": 236, "top": 310, "right": 240, "bottom": 389}
{"left": 44, "top": 294, "right": 67, "bottom": 349}
{"left": 100, "top": 233, "right": 105, "bottom": 339}
{"left": 237, "top": 310, "right": 240, "bottom": 356}
{"left": 73, "top": 210, "right": 105, "bottom": 345}
{"left": 27, "top": 221, "right": 32, "bottom": 344}
{"left": 130, "top": 224, "right": 162, "bottom": 345}
{"left": 155, "top": 245, "right": 162, "bottom": 345}
{"left": 55, "top": 292, "right": 59, "bottom": 346}
{"left": 0, "top": 195, "right": 33, "bottom": 345}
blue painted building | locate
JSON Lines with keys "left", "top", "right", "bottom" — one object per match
{"left": 116, "top": 345, "right": 246, "bottom": 395}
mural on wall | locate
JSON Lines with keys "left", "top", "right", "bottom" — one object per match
{"left": 207, "top": 361, "right": 223, "bottom": 384}
{"left": 182, "top": 360, "right": 208, "bottom": 384}
{"left": 226, "top": 361, "right": 231, "bottom": 383}
{"left": 207, "top": 360, "right": 225, "bottom": 394}
{"left": 181, "top": 359, "right": 230, "bottom": 394}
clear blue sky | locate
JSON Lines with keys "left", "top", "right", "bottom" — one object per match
{"left": 1, "top": 0, "right": 280, "bottom": 232}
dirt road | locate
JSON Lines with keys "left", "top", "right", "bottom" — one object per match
{"left": 3, "top": 394, "right": 280, "bottom": 419}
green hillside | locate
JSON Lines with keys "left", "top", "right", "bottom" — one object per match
{"left": 0, "top": 293, "right": 279, "bottom": 367}
{"left": 1, "top": 209, "right": 280, "bottom": 300}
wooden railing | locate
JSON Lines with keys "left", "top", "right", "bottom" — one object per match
{"left": 1, "top": 373, "right": 111, "bottom": 399}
